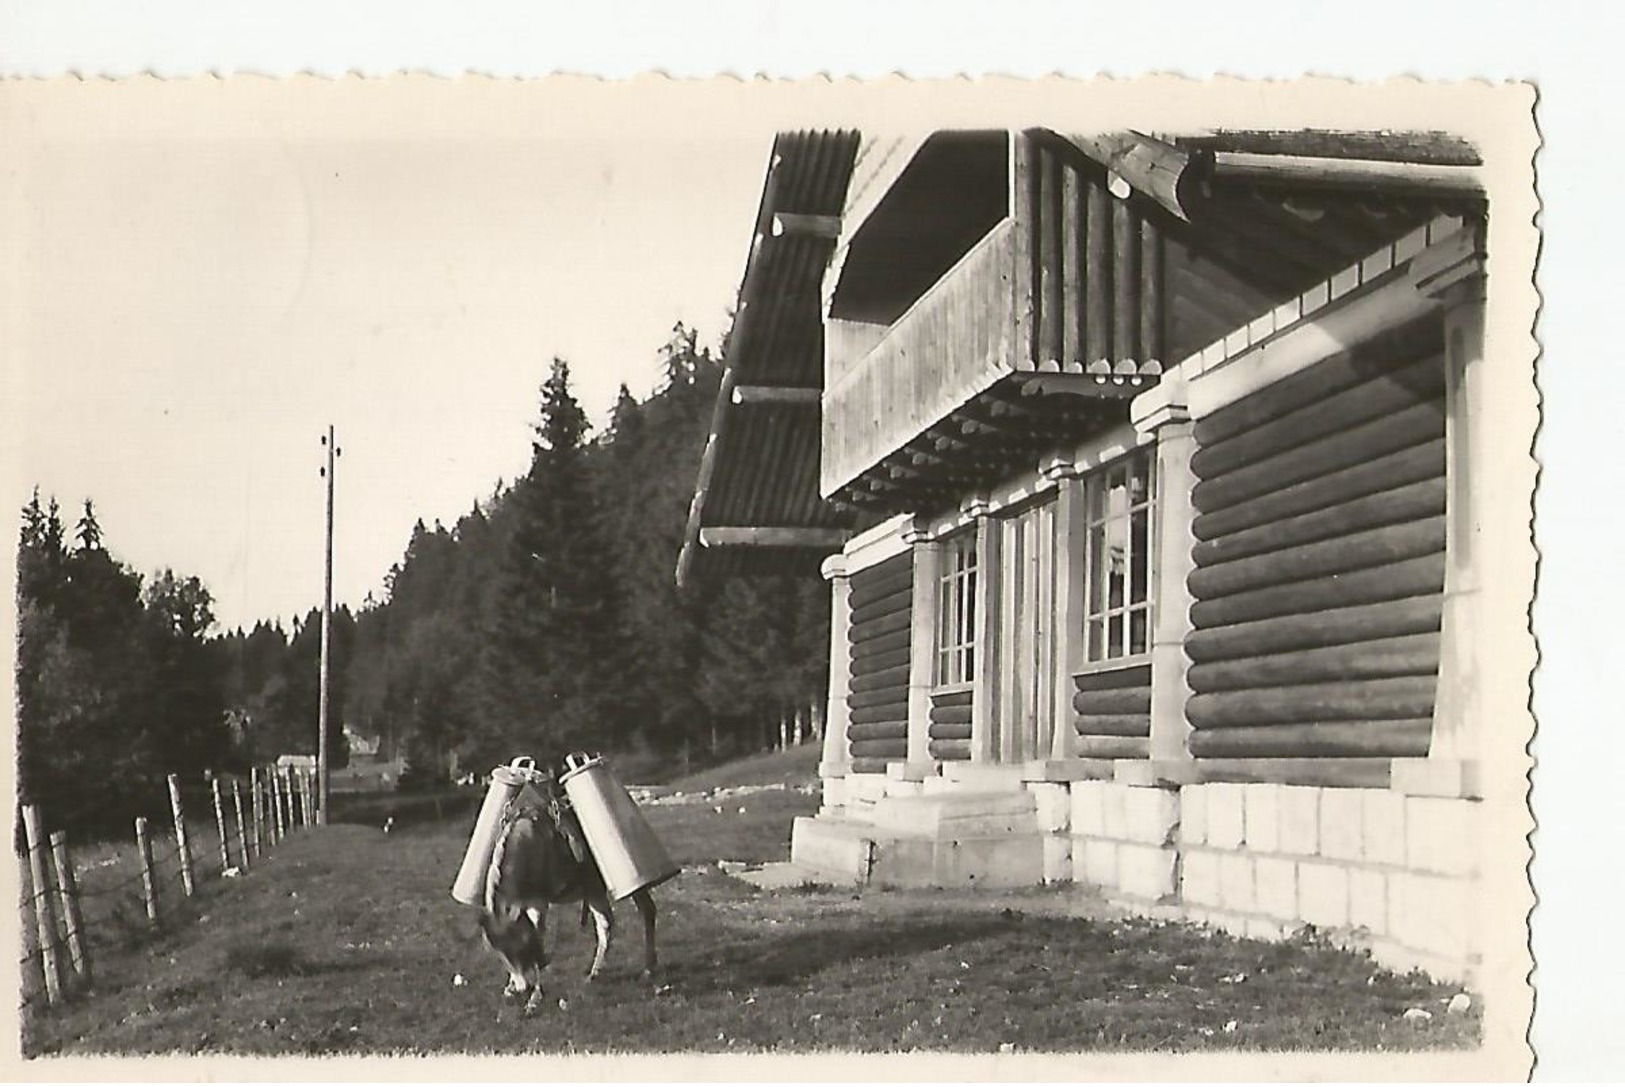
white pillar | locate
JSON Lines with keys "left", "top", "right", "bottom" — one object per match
{"left": 1132, "top": 373, "right": 1198, "bottom": 769}
{"left": 1043, "top": 458, "right": 1084, "bottom": 762}
{"left": 905, "top": 524, "right": 942, "bottom": 772}
{"left": 819, "top": 554, "right": 853, "bottom": 782}
{"left": 967, "top": 496, "right": 1000, "bottom": 763}
{"left": 1428, "top": 278, "right": 1488, "bottom": 768}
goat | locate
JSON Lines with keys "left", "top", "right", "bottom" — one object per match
{"left": 476, "top": 769, "right": 657, "bottom": 1015}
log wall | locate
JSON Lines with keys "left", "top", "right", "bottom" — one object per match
{"left": 1186, "top": 317, "right": 1446, "bottom": 760}
{"left": 847, "top": 553, "right": 913, "bottom": 773}
{"left": 1073, "top": 662, "right": 1152, "bottom": 759}
{"left": 1021, "top": 132, "right": 1168, "bottom": 372}
{"left": 927, "top": 687, "right": 974, "bottom": 761}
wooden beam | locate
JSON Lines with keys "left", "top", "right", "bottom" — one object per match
{"left": 1208, "top": 151, "right": 1484, "bottom": 199}
{"left": 1063, "top": 130, "right": 1196, "bottom": 222}
{"left": 772, "top": 212, "right": 843, "bottom": 239}
{"left": 730, "top": 384, "right": 822, "bottom": 406}
{"left": 698, "top": 526, "right": 852, "bottom": 549}
{"left": 1017, "top": 373, "right": 1147, "bottom": 399}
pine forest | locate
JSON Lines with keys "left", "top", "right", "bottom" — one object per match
{"left": 14, "top": 325, "right": 831, "bottom": 839}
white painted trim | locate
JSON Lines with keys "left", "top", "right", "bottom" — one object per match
{"left": 840, "top": 513, "right": 912, "bottom": 574}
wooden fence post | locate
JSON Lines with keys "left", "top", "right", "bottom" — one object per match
{"left": 249, "top": 767, "right": 264, "bottom": 857}
{"left": 166, "top": 774, "right": 195, "bottom": 896}
{"left": 231, "top": 779, "right": 248, "bottom": 869}
{"left": 209, "top": 772, "right": 230, "bottom": 873}
{"left": 47, "top": 830, "right": 91, "bottom": 987}
{"left": 22, "top": 805, "right": 64, "bottom": 1007}
{"left": 135, "top": 816, "right": 160, "bottom": 926}
{"left": 305, "top": 769, "right": 317, "bottom": 827}
{"left": 270, "top": 769, "right": 286, "bottom": 841}
{"left": 284, "top": 768, "right": 297, "bottom": 831}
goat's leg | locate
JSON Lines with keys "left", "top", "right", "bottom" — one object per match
{"left": 526, "top": 906, "right": 550, "bottom": 985}
{"left": 518, "top": 906, "right": 551, "bottom": 1017}
{"left": 584, "top": 893, "right": 614, "bottom": 981}
{"left": 631, "top": 889, "right": 658, "bottom": 978}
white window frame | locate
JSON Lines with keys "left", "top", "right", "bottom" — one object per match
{"left": 1081, "top": 447, "right": 1157, "bottom": 668}
{"left": 934, "top": 530, "right": 978, "bottom": 687}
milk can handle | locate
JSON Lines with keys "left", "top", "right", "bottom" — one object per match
{"left": 510, "top": 756, "right": 535, "bottom": 773}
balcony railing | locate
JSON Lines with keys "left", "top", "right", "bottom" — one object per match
{"left": 819, "top": 132, "right": 1172, "bottom": 504}
{"left": 821, "top": 218, "right": 1018, "bottom": 497}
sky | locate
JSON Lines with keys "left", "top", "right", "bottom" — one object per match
{"left": 4, "top": 79, "right": 771, "bottom": 631}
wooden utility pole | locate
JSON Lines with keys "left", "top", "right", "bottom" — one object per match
{"left": 319, "top": 425, "right": 339, "bottom": 826}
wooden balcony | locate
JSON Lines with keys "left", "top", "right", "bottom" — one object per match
{"left": 821, "top": 218, "right": 1021, "bottom": 499}
{"left": 820, "top": 132, "right": 1175, "bottom": 513}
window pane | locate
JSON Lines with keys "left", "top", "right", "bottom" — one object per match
{"left": 1108, "top": 613, "right": 1124, "bottom": 659}
{"left": 965, "top": 570, "right": 976, "bottom": 637}
{"left": 1088, "top": 522, "right": 1107, "bottom": 614}
{"left": 1130, "top": 504, "right": 1150, "bottom": 604}
{"left": 1087, "top": 618, "right": 1104, "bottom": 663}
{"left": 1130, "top": 608, "right": 1148, "bottom": 655}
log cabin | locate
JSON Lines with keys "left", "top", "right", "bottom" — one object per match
{"left": 677, "top": 127, "right": 1516, "bottom": 984}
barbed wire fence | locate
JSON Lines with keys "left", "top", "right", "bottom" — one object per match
{"left": 17, "top": 763, "right": 323, "bottom": 1014}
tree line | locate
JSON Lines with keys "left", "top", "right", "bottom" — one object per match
{"left": 16, "top": 324, "right": 830, "bottom": 835}
{"left": 343, "top": 325, "right": 830, "bottom": 788}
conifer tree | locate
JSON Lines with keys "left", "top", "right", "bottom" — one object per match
{"left": 476, "top": 358, "right": 619, "bottom": 763}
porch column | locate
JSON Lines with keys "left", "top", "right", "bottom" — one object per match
{"left": 967, "top": 496, "right": 1000, "bottom": 763}
{"left": 818, "top": 554, "right": 853, "bottom": 782}
{"left": 905, "top": 524, "right": 942, "bottom": 771}
{"left": 1133, "top": 373, "right": 1198, "bottom": 767}
{"left": 1043, "top": 456, "right": 1084, "bottom": 761}
{"left": 1426, "top": 276, "right": 1490, "bottom": 768}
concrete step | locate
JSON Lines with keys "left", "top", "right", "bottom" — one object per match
{"left": 789, "top": 815, "right": 874, "bottom": 880}
{"left": 869, "top": 832, "right": 1046, "bottom": 889}
{"left": 789, "top": 812, "right": 1050, "bottom": 890}
{"left": 866, "top": 790, "right": 1038, "bottom": 838}
{"left": 728, "top": 860, "right": 861, "bottom": 890}
{"left": 940, "top": 763, "right": 1033, "bottom": 791}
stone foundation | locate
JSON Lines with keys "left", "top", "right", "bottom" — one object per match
{"left": 805, "top": 768, "right": 1482, "bottom": 984}
{"left": 1072, "top": 779, "right": 1484, "bottom": 983}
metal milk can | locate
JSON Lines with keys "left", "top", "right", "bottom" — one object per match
{"left": 558, "top": 752, "right": 679, "bottom": 900}
{"left": 450, "top": 756, "right": 537, "bottom": 906}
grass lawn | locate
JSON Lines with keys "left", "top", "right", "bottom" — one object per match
{"left": 20, "top": 749, "right": 1482, "bottom": 1058}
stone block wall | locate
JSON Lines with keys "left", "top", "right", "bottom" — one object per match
{"left": 1063, "top": 778, "right": 1484, "bottom": 983}
{"left": 1177, "top": 783, "right": 1482, "bottom": 981}
{"left": 1067, "top": 781, "right": 1181, "bottom": 902}
{"left": 821, "top": 768, "right": 1485, "bottom": 983}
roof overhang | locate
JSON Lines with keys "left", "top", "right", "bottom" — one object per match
{"left": 674, "top": 130, "right": 862, "bottom": 589}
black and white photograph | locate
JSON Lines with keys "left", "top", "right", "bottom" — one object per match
{"left": 2, "top": 55, "right": 1553, "bottom": 1080}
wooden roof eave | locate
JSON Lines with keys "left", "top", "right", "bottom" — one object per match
{"left": 675, "top": 131, "right": 862, "bottom": 590}
{"left": 1056, "top": 129, "right": 1486, "bottom": 227}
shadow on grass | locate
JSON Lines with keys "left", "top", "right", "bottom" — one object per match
{"left": 668, "top": 913, "right": 1017, "bottom": 993}
{"left": 222, "top": 939, "right": 393, "bottom": 981}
